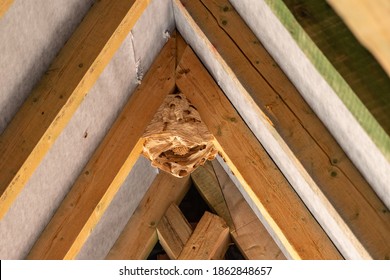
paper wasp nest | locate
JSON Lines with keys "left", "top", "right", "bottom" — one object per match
{"left": 142, "top": 92, "right": 217, "bottom": 177}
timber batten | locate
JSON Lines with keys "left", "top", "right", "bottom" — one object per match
{"left": 27, "top": 36, "right": 176, "bottom": 260}
{"left": 0, "top": 0, "right": 153, "bottom": 219}
{"left": 227, "top": 0, "right": 390, "bottom": 210}
{"left": 174, "top": 0, "right": 390, "bottom": 259}
{"left": 157, "top": 203, "right": 193, "bottom": 260}
{"left": 106, "top": 173, "right": 191, "bottom": 260}
{"left": 176, "top": 46, "right": 342, "bottom": 259}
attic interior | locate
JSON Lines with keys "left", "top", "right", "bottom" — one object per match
{"left": 0, "top": 0, "right": 389, "bottom": 260}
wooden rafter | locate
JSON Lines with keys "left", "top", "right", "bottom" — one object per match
{"left": 175, "top": 0, "right": 390, "bottom": 259}
{"left": 281, "top": 0, "right": 390, "bottom": 135}
{"left": 106, "top": 173, "right": 191, "bottom": 260}
{"left": 211, "top": 160, "right": 286, "bottom": 260}
{"left": 0, "top": 0, "right": 152, "bottom": 219}
{"left": 178, "top": 211, "right": 230, "bottom": 260}
{"left": 21, "top": 23, "right": 388, "bottom": 259}
{"left": 176, "top": 46, "right": 342, "bottom": 259}
{"left": 27, "top": 36, "right": 176, "bottom": 260}
{"left": 4, "top": 0, "right": 386, "bottom": 259}
{"left": 157, "top": 203, "right": 193, "bottom": 260}
{"left": 191, "top": 162, "right": 234, "bottom": 229}
{"left": 192, "top": 161, "right": 285, "bottom": 259}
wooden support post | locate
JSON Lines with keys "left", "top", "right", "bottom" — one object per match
{"left": 178, "top": 211, "right": 230, "bottom": 260}
{"left": 212, "top": 160, "right": 286, "bottom": 260}
{"left": 26, "top": 37, "right": 176, "bottom": 260}
{"left": 0, "top": 0, "right": 152, "bottom": 219}
{"left": 157, "top": 203, "right": 193, "bottom": 260}
{"left": 176, "top": 46, "right": 342, "bottom": 260}
{"left": 106, "top": 174, "right": 191, "bottom": 260}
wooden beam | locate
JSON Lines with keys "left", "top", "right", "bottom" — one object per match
{"left": 178, "top": 211, "right": 230, "bottom": 260}
{"left": 191, "top": 162, "right": 234, "bottom": 229}
{"left": 106, "top": 174, "right": 191, "bottom": 260}
{"left": 26, "top": 37, "right": 176, "bottom": 260}
{"left": 176, "top": 0, "right": 390, "bottom": 259}
{"left": 225, "top": 0, "right": 390, "bottom": 210}
{"left": 176, "top": 33, "right": 188, "bottom": 69}
{"left": 212, "top": 160, "right": 285, "bottom": 260}
{"left": 157, "top": 203, "right": 193, "bottom": 259}
{"left": 327, "top": 0, "right": 390, "bottom": 77}
{"left": 176, "top": 46, "right": 342, "bottom": 260}
{"left": 0, "top": 0, "right": 13, "bottom": 18}
{"left": 0, "top": 0, "right": 152, "bottom": 219}
{"left": 281, "top": 0, "right": 390, "bottom": 136}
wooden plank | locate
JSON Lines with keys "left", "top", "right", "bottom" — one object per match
{"left": 157, "top": 203, "right": 193, "bottom": 259}
{"left": 0, "top": 0, "right": 13, "bottom": 18}
{"left": 212, "top": 160, "right": 285, "bottom": 260}
{"left": 176, "top": 33, "right": 188, "bottom": 68}
{"left": 176, "top": 46, "right": 342, "bottom": 260}
{"left": 0, "top": 0, "right": 152, "bottom": 219}
{"left": 26, "top": 37, "right": 176, "bottom": 260}
{"left": 106, "top": 174, "right": 191, "bottom": 260}
{"left": 191, "top": 162, "right": 234, "bottom": 229}
{"left": 327, "top": 0, "right": 390, "bottom": 77}
{"left": 177, "top": 0, "right": 390, "bottom": 259}
{"left": 178, "top": 211, "right": 230, "bottom": 260}
{"left": 226, "top": 0, "right": 390, "bottom": 211}
{"left": 282, "top": 0, "right": 390, "bottom": 135}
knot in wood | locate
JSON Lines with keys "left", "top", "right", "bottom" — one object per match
{"left": 142, "top": 93, "right": 217, "bottom": 177}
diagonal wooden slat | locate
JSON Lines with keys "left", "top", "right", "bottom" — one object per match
{"left": 178, "top": 211, "right": 230, "bottom": 260}
{"left": 191, "top": 162, "right": 234, "bottom": 229}
{"left": 176, "top": 0, "right": 390, "bottom": 259}
{"left": 106, "top": 174, "right": 191, "bottom": 260}
{"left": 211, "top": 160, "right": 286, "bottom": 260}
{"left": 157, "top": 203, "right": 193, "bottom": 260}
{"left": 0, "top": 0, "right": 152, "bottom": 219}
{"left": 176, "top": 46, "right": 342, "bottom": 259}
{"left": 26, "top": 36, "right": 176, "bottom": 260}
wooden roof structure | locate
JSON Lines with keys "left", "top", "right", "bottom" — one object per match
{"left": 0, "top": 0, "right": 389, "bottom": 260}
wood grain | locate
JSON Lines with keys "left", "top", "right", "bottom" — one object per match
{"left": 26, "top": 36, "right": 175, "bottom": 260}
{"left": 0, "top": 0, "right": 152, "bottom": 219}
{"left": 282, "top": 0, "right": 390, "bottom": 135}
{"left": 179, "top": 0, "right": 390, "bottom": 259}
{"left": 212, "top": 160, "right": 286, "bottom": 260}
{"left": 176, "top": 46, "right": 342, "bottom": 259}
{"left": 191, "top": 162, "right": 234, "bottom": 229}
{"left": 178, "top": 211, "right": 230, "bottom": 260}
{"left": 157, "top": 203, "right": 193, "bottom": 259}
{"left": 106, "top": 174, "right": 191, "bottom": 260}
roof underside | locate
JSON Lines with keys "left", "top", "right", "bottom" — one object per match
{"left": 0, "top": 0, "right": 389, "bottom": 260}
